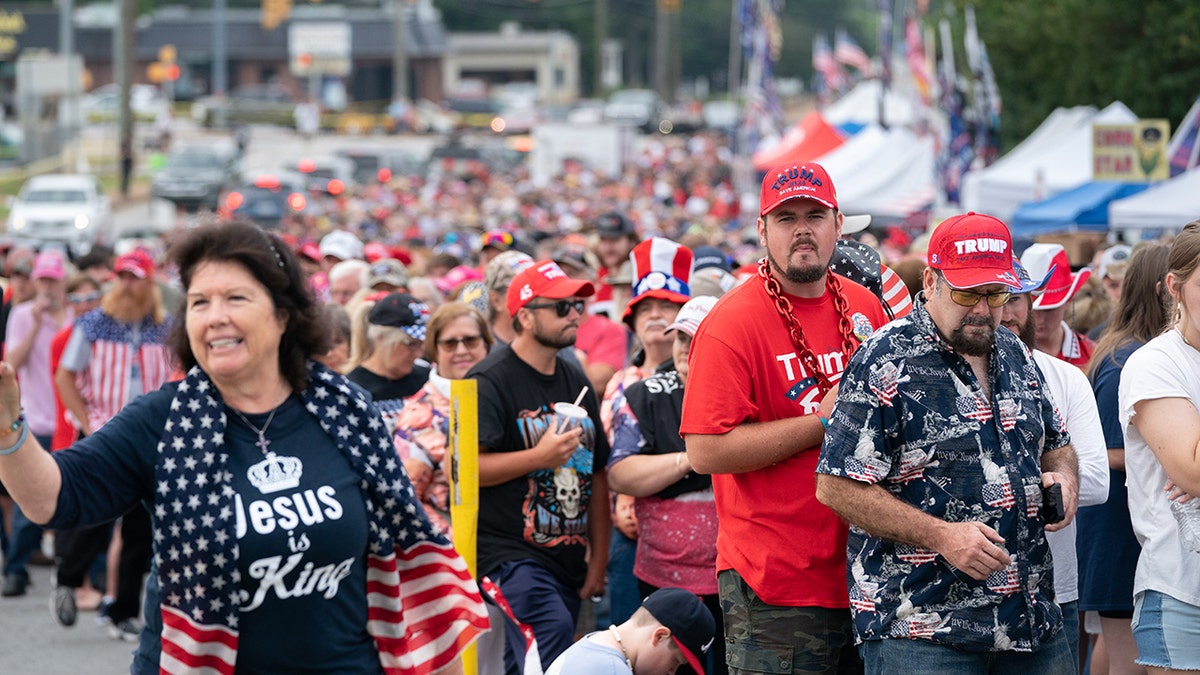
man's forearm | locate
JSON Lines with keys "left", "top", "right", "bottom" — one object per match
{"left": 686, "top": 415, "right": 826, "bottom": 474}
{"left": 1041, "top": 443, "right": 1079, "bottom": 479}
{"left": 815, "top": 473, "right": 948, "bottom": 551}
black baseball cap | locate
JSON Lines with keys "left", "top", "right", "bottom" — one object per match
{"left": 367, "top": 292, "right": 430, "bottom": 341}
{"left": 594, "top": 212, "right": 637, "bottom": 239}
{"left": 692, "top": 245, "right": 731, "bottom": 273}
{"left": 642, "top": 588, "right": 715, "bottom": 674}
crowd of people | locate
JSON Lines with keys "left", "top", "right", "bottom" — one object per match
{"left": 0, "top": 143, "right": 1197, "bottom": 675}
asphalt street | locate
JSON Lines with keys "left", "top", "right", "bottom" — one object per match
{"left": 0, "top": 561, "right": 139, "bottom": 674}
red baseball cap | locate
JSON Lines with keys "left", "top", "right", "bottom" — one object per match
{"left": 927, "top": 212, "right": 1021, "bottom": 290}
{"left": 506, "top": 260, "right": 595, "bottom": 316}
{"left": 114, "top": 250, "right": 155, "bottom": 279}
{"left": 759, "top": 162, "right": 838, "bottom": 216}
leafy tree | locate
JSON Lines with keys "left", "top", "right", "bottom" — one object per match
{"left": 941, "top": 0, "right": 1200, "bottom": 149}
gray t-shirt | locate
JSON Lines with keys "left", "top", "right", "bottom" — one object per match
{"left": 545, "top": 632, "right": 631, "bottom": 675}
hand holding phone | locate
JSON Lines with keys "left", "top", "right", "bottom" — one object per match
{"left": 1042, "top": 482, "right": 1065, "bottom": 524}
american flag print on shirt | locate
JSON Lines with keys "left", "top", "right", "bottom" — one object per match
{"left": 155, "top": 363, "right": 487, "bottom": 675}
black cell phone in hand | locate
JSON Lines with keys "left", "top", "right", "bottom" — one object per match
{"left": 1042, "top": 483, "right": 1065, "bottom": 524}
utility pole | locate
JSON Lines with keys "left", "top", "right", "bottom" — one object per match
{"left": 392, "top": 0, "right": 408, "bottom": 101}
{"left": 728, "top": 0, "right": 741, "bottom": 96}
{"left": 653, "top": 0, "right": 669, "bottom": 101}
{"left": 115, "top": 0, "right": 135, "bottom": 196}
{"left": 594, "top": 0, "right": 607, "bottom": 97}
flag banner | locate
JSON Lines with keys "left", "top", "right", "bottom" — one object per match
{"left": 1168, "top": 95, "right": 1200, "bottom": 177}
{"left": 835, "top": 28, "right": 872, "bottom": 73}
{"left": 905, "top": 16, "right": 931, "bottom": 104}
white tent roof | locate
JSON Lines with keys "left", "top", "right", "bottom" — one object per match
{"left": 960, "top": 102, "right": 1136, "bottom": 222}
{"left": 823, "top": 79, "right": 917, "bottom": 129}
{"left": 1108, "top": 168, "right": 1200, "bottom": 235}
{"left": 817, "top": 125, "right": 937, "bottom": 219}
{"left": 816, "top": 125, "right": 890, "bottom": 181}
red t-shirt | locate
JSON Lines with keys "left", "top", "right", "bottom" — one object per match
{"left": 575, "top": 314, "right": 628, "bottom": 372}
{"left": 680, "top": 274, "right": 888, "bottom": 607}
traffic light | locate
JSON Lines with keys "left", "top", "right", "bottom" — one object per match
{"left": 261, "top": 0, "right": 292, "bottom": 31}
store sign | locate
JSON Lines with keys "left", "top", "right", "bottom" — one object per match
{"left": 288, "top": 22, "right": 351, "bottom": 77}
{"left": 0, "top": 9, "right": 27, "bottom": 56}
{"left": 1093, "top": 120, "right": 1170, "bottom": 182}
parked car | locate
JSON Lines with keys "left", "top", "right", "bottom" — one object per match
{"left": 282, "top": 156, "right": 356, "bottom": 195}
{"left": 336, "top": 149, "right": 424, "bottom": 183}
{"left": 4, "top": 174, "right": 112, "bottom": 255}
{"left": 81, "top": 83, "right": 170, "bottom": 123}
{"left": 152, "top": 144, "right": 241, "bottom": 211}
{"left": 604, "top": 89, "right": 666, "bottom": 133}
{"left": 220, "top": 172, "right": 308, "bottom": 228}
{"left": 192, "top": 85, "right": 295, "bottom": 128}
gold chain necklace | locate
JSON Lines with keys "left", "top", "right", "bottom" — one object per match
{"left": 608, "top": 625, "right": 633, "bottom": 671}
{"left": 758, "top": 258, "right": 860, "bottom": 395}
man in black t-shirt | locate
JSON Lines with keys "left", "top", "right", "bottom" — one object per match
{"left": 468, "top": 260, "right": 611, "bottom": 674}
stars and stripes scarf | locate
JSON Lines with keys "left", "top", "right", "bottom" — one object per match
{"left": 155, "top": 362, "right": 487, "bottom": 674}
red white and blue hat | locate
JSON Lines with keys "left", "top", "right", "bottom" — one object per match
{"left": 1020, "top": 243, "right": 1090, "bottom": 310}
{"left": 622, "top": 237, "right": 693, "bottom": 326}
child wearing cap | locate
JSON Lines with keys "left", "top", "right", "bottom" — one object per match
{"left": 545, "top": 587, "right": 715, "bottom": 675}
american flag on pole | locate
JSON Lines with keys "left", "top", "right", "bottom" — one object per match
{"left": 813, "top": 34, "right": 846, "bottom": 94}
{"left": 834, "top": 29, "right": 872, "bottom": 73}
{"left": 905, "top": 16, "right": 932, "bottom": 104}
{"left": 1168, "top": 95, "right": 1200, "bottom": 176}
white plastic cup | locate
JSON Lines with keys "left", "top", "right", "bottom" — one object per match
{"left": 552, "top": 402, "right": 588, "bottom": 434}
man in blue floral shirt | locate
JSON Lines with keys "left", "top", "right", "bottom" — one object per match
{"left": 815, "top": 212, "right": 1079, "bottom": 674}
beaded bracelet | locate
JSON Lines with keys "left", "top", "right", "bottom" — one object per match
{"left": 0, "top": 414, "right": 29, "bottom": 456}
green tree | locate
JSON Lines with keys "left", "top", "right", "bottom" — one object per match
{"left": 942, "top": 0, "right": 1200, "bottom": 149}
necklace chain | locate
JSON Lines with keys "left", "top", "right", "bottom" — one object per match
{"left": 230, "top": 404, "right": 282, "bottom": 456}
{"left": 759, "top": 258, "right": 860, "bottom": 395}
{"left": 1178, "top": 326, "right": 1198, "bottom": 350}
{"left": 608, "top": 625, "right": 632, "bottom": 671}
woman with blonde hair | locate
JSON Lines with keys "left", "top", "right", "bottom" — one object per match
{"left": 393, "top": 302, "right": 493, "bottom": 536}
{"left": 1119, "top": 222, "right": 1200, "bottom": 674}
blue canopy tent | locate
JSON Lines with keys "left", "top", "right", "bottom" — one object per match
{"left": 1009, "top": 181, "right": 1151, "bottom": 237}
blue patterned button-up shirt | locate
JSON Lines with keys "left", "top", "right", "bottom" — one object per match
{"left": 816, "top": 296, "right": 1069, "bottom": 653}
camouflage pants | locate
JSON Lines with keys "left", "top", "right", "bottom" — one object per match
{"left": 719, "top": 569, "right": 863, "bottom": 674}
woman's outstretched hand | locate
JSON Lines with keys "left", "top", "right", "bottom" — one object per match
{"left": 0, "top": 362, "right": 22, "bottom": 430}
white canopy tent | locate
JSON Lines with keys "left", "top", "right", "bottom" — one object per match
{"left": 823, "top": 79, "right": 918, "bottom": 130}
{"left": 960, "top": 102, "right": 1136, "bottom": 222}
{"left": 1108, "top": 168, "right": 1200, "bottom": 239}
{"left": 817, "top": 125, "right": 937, "bottom": 220}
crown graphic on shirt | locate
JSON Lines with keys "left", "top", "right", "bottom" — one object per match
{"left": 247, "top": 453, "right": 304, "bottom": 494}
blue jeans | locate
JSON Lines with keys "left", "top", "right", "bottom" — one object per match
{"left": 1058, "top": 601, "right": 1080, "bottom": 674}
{"left": 2, "top": 434, "right": 53, "bottom": 581}
{"left": 606, "top": 528, "right": 640, "bottom": 625}
{"left": 859, "top": 627, "right": 1075, "bottom": 675}
{"left": 494, "top": 559, "right": 581, "bottom": 675}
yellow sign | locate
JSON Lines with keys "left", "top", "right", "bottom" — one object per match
{"left": 158, "top": 44, "right": 176, "bottom": 64}
{"left": 1093, "top": 120, "right": 1170, "bottom": 182}
{"left": 447, "top": 379, "right": 479, "bottom": 675}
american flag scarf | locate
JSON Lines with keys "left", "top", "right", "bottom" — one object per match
{"left": 155, "top": 362, "right": 488, "bottom": 674}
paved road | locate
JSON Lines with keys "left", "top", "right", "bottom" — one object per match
{"left": 0, "top": 561, "right": 140, "bottom": 673}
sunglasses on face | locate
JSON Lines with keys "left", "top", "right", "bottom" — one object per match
{"left": 526, "top": 299, "right": 586, "bottom": 317}
{"left": 948, "top": 288, "right": 1013, "bottom": 308}
{"left": 68, "top": 291, "right": 102, "bottom": 303}
{"left": 483, "top": 232, "right": 514, "bottom": 248}
{"left": 437, "top": 334, "right": 484, "bottom": 351}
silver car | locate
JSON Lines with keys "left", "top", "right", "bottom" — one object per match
{"left": 5, "top": 174, "right": 112, "bottom": 255}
